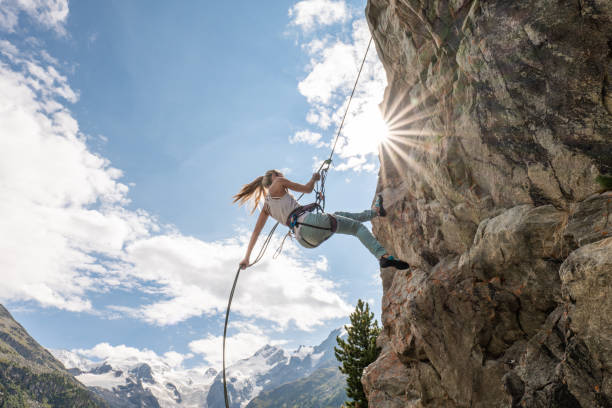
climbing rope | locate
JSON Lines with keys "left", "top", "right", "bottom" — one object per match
{"left": 222, "top": 36, "right": 373, "bottom": 408}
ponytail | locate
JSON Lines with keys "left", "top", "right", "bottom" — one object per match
{"left": 233, "top": 170, "right": 279, "bottom": 213}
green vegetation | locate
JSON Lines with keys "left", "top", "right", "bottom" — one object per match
{"left": 0, "top": 360, "right": 106, "bottom": 407}
{"left": 334, "top": 300, "right": 381, "bottom": 408}
{"left": 0, "top": 305, "right": 106, "bottom": 407}
{"left": 0, "top": 379, "right": 31, "bottom": 408}
{"left": 596, "top": 174, "right": 612, "bottom": 191}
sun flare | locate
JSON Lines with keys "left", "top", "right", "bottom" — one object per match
{"left": 338, "top": 105, "right": 391, "bottom": 160}
{"left": 372, "top": 112, "right": 390, "bottom": 145}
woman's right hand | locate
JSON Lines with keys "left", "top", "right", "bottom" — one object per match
{"left": 311, "top": 172, "right": 321, "bottom": 181}
{"left": 239, "top": 257, "right": 250, "bottom": 269}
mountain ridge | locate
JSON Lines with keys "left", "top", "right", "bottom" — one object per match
{"left": 246, "top": 360, "right": 346, "bottom": 408}
{"left": 52, "top": 327, "right": 347, "bottom": 408}
{"left": 0, "top": 304, "right": 107, "bottom": 407}
{"left": 206, "top": 328, "right": 344, "bottom": 408}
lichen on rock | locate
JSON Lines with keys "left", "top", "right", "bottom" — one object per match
{"left": 363, "top": 0, "right": 612, "bottom": 406}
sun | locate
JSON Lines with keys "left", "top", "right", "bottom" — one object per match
{"left": 339, "top": 106, "right": 391, "bottom": 158}
{"left": 371, "top": 112, "right": 390, "bottom": 145}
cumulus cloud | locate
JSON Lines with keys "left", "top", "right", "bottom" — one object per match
{"left": 288, "top": 0, "right": 350, "bottom": 31}
{"left": 0, "top": 40, "right": 351, "bottom": 331}
{"left": 113, "top": 233, "right": 351, "bottom": 329}
{"left": 289, "top": 130, "right": 322, "bottom": 145}
{"left": 60, "top": 322, "right": 288, "bottom": 372}
{"left": 0, "top": 0, "right": 69, "bottom": 34}
{"left": 58, "top": 322, "right": 285, "bottom": 372}
{"left": 60, "top": 321, "right": 287, "bottom": 373}
{"left": 189, "top": 322, "right": 287, "bottom": 366}
{"left": 292, "top": 15, "right": 388, "bottom": 172}
{"left": 298, "top": 41, "right": 357, "bottom": 105}
{"left": 0, "top": 45, "right": 154, "bottom": 311}
{"left": 76, "top": 343, "right": 190, "bottom": 370}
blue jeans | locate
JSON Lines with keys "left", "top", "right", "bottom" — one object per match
{"left": 295, "top": 209, "right": 387, "bottom": 259}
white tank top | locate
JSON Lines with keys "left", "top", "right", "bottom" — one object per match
{"left": 264, "top": 193, "right": 300, "bottom": 226}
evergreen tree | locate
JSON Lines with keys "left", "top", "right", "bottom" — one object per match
{"left": 334, "top": 299, "right": 381, "bottom": 408}
{"left": 596, "top": 174, "right": 612, "bottom": 191}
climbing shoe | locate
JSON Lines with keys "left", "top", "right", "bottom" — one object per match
{"left": 375, "top": 194, "right": 387, "bottom": 217}
{"left": 379, "top": 255, "right": 410, "bottom": 270}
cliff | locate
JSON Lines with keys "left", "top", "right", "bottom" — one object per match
{"left": 0, "top": 304, "right": 107, "bottom": 407}
{"left": 363, "top": 0, "right": 611, "bottom": 407}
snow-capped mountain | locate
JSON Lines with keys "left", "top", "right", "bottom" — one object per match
{"left": 206, "top": 328, "right": 343, "bottom": 408}
{"left": 52, "top": 349, "right": 217, "bottom": 408}
{"left": 53, "top": 328, "right": 345, "bottom": 408}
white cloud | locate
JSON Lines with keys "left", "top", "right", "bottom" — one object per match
{"left": 294, "top": 18, "right": 388, "bottom": 172}
{"left": 288, "top": 0, "right": 349, "bottom": 31}
{"left": 39, "top": 49, "right": 58, "bottom": 65}
{"left": 0, "top": 0, "right": 69, "bottom": 34}
{"left": 76, "top": 343, "right": 190, "bottom": 371}
{"left": 314, "top": 255, "right": 328, "bottom": 271}
{"left": 289, "top": 129, "right": 322, "bottom": 145}
{"left": 299, "top": 41, "right": 356, "bottom": 105}
{"left": 0, "top": 39, "right": 20, "bottom": 57}
{"left": 189, "top": 334, "right": 259, "bottom": 367}
{"left": 0, "top": 46, "right": 155, "bottom": 311}
{"left": 114, "top": 233, "right": 351, "bottom": 330}
{"left": 189, "top": 322, "right": 286, "bottom": 366}
{"left": 0, "top": 41, "right": 352, "bottom": 331}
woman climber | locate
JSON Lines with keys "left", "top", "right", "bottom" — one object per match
{"left": 233, "top": 169, "right": 410, "bottom": 270}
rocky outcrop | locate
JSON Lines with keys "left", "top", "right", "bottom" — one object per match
{"left": 364, "top": 0, "right": 611, "bottom": 407}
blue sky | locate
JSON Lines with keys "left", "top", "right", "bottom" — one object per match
{"left": 0, "top": 0, "right": 388, "bottom": 370}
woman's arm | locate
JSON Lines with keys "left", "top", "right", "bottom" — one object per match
{"left": 276, "top": 173, "right": 320, "bottom": 194}
{"left": 239, "top": 209, "right": 269, "bottom": 269}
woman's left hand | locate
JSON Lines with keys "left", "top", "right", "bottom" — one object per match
{"left": 239, "top": 257, "right": 250, "bottom": 269}
{"left": 312, "top": 172, "right": 321, "bottom": 181}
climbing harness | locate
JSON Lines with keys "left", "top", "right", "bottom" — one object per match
{"left": 286, "top": 202, "right": 338, "bottom": 248}
{"left": 287, "top": 203, "right": 322, "bottom": 229}
{"left": 222, "top": 36, "right": 373, "bottom": 408}
{"left": 293, "top": 215, "right": 338, "bottom": 249}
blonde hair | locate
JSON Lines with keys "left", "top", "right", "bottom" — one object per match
{"left": 233, "top": 169, "right": 280, "bottom": 213}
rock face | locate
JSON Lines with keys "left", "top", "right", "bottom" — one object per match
{"left": 363, "top": 0, "right": 611, "bottom": 407}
